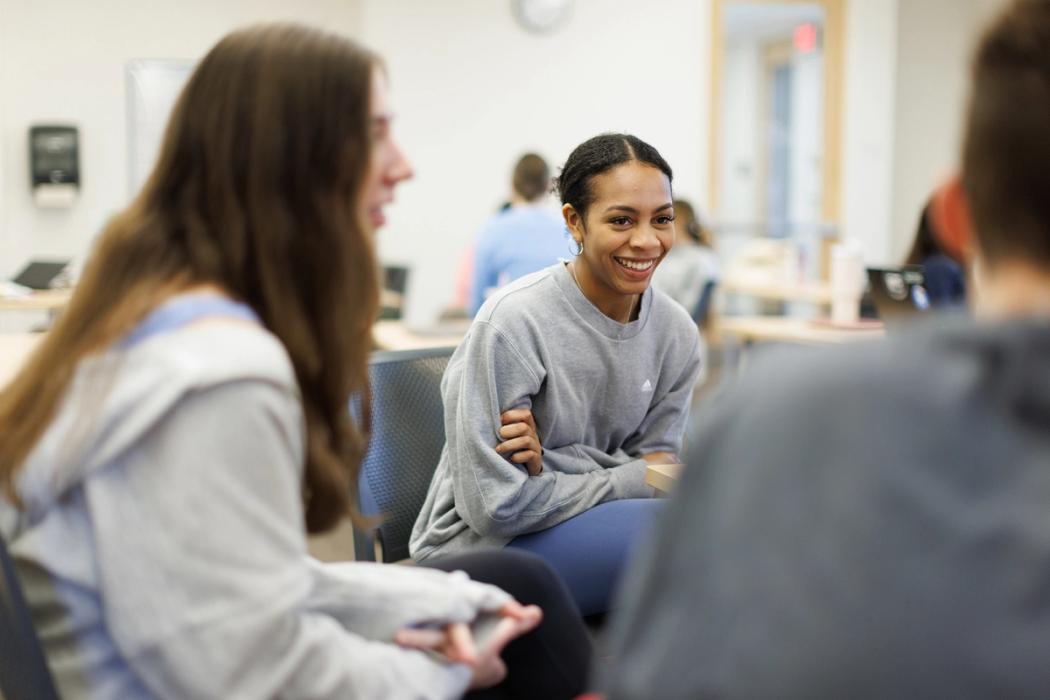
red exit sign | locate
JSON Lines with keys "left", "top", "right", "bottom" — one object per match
{"left": 794, "top": 22, "right": 819, "bottom": 54}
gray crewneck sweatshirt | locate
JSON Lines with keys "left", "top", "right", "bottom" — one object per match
{"left": 0, "top": 313, "right": 514, "bottom": 700}
{"left": 410, "top": 262, "right": 702, "bottom": 561}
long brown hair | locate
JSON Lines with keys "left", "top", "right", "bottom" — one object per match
{"left": 0, "top": 24, "right": 379, "bottom": 534}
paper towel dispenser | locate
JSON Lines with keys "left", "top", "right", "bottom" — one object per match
{"left": 29, "top": 125, "right": 79, "bottom": 208}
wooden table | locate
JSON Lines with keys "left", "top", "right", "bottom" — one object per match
{"left": 2, "top": 319, "right": 469, "bottom": 387}
{"left": 372, "top": 320, "right": 469, "bottom": 351}
{"left": 721, "top": 276, "right": 833, "bottom": 305}
{"left": 0, "top": 333, "right": 44, "bottom": 388}
{"left": 718, "top": 316, "right": 884, "bottom": 346}
{"left": 0, "top": 289, "right": 73, "bottom": 312}
{"left": 645, "top": 463, "right": 682, "bottom": 495}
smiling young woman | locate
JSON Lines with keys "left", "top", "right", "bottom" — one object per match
{"left": 410, "top": 133, "right": 703, "bottom": 617}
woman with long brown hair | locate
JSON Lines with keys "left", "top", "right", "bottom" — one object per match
{"left": 0, "top": 23, "right": 588, "bottom": 699}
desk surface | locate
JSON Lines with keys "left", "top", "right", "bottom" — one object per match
{"left": 0, "top": 289, "right": 73, "bottom": 312}
{"left": 718, "top": 316, "right": 884, "bottom": 345}
{"left": 0, "top": 333, "right": 44, "bottom": 388}
{"left": 2, "top": 320, "right": 469, "bottom": 387}
{"left": 645, "top": 463, "right": 682, "bottom": 495}
{"left": 722, "top": 275, "right": 833, "bottom": 305}
{"left": 373, "top": 320, "right": 470, "bottom": 351}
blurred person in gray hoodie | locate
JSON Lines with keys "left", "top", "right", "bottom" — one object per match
{"left": 602, "top": 2, "right": 1050, "bottom": 698}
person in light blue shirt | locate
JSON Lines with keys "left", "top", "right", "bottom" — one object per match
{"left": 469, "top": 154, "right": 568, "bottom": 315}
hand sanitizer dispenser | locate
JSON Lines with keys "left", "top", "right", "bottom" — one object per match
{"left": 29, "top": 125, "right": 79, "bottom": 208}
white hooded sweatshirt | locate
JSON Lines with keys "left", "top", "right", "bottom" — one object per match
{"left": 0, "top": 296, "right": 509, "bottom": 699}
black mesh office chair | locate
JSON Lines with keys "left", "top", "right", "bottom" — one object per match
{"left": 352, "top": 346, "right": 455, "bottom": 563}
{"left": 0, "top": 535, "right": 61, "bottom": 700}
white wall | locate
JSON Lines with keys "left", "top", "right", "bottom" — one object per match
{"left": 720, "top": 39, "right": 762, "bottom": 224}
{"left": 840, "top": 0, "right": 899, "bottom": 264}
{"left": 0, "top": 0, "right": 1012, "bottom": 324}
{"left": 0, "top": 0, "right": 362, "bottom": 279}
{"left": 842, "top": 0, "right": 1008, "bottom": 266}
{"left": 888, "top": 0, "right": 1008, "bottom": 263}
{"left": 359, "top": 0, "right": 710, "bottom": 325}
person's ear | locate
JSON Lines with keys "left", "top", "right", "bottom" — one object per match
{"left": 930, "top": 175, "right": 976, "bottom": 265}
{"left": 562, "top": 204, "right": 584, "bottom": 246}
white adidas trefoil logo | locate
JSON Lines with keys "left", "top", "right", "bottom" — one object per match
{"left": 641, "top": 379, "right": 653, "bottom": 393}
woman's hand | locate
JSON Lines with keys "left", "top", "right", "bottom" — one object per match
{"left": 394, "top": 601, "right": 543, "bottom": 690}
{"left": 496, "top": 408, "right": 543, "bottom": 476}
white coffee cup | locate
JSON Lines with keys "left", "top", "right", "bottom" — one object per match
{"left": 830, "top": 243, "right": 864, "bottom": 325}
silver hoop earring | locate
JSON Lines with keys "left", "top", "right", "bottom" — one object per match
{"left": 569, "top": 238, "right": 584, "bottom": 256}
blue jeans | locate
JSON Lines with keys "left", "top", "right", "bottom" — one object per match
{"left": 506, "top": 498, "right": 663, "bottom": 616}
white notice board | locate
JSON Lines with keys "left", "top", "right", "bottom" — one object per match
{"left": 125, "top": 60, "right": 193, "bottom": 198}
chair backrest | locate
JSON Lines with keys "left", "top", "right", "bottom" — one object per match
{"left": 353, "top": 346, "right": 454, "bottom": 563}
{"left": 379, "top": 266, "right": 411, "bottom": 321}
{"left": 0, "top": 536, "right": 61, "bottom": 700}
{"left": 382, "top": 265, "right": 410, "bottom": 295}
{"left": 691, "top": 279, "right": 717, "bottom": 326}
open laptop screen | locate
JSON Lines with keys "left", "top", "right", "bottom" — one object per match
{"left": 864, "top": 266, "right": 930, "bottom": 322}
{"left": 11, "top": 260, "right": 70, "bottom": 291}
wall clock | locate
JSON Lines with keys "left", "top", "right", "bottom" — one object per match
{"left": 513, "top": 0, "right": 573, "bottom": 34}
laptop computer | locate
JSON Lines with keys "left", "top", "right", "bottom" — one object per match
{"left": 863, "top": 266, "right": 930, "bottom": 323}
{"left": 11, "top": 260, "right": 70, "bottom": 291}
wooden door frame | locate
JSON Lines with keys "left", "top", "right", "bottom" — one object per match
{"left": 709, "top": 0, "right": 845, "bottom": 224}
